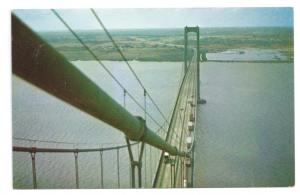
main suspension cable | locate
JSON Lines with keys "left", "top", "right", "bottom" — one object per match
{"left": 51, "top": 9, "right": 181, "bottom": 140}
{"left": 91, "top": 8, "right": 170, "bottom": 126}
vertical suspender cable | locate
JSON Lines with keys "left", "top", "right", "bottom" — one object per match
{"left": 117, "top": 148, "right": 120, "bottom": 188}
{"left": 150, "top": 146, "right": 152, "bottom": 186}
{"left": 99, "top": 151, "right": 104, "bottom": 188}
{"left": 123, "top": 89, "right": 127, "bottom": 108}
{"left": 30, "top": 151, "right": 37, "bottom": 189}
{"left": 74, "top": 151, "right": 79, "bottom": 189}
{"left": 143, "top": 89, "right": 147, "bottom": 187}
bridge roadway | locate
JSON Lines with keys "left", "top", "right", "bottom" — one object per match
{"left": 154, "top": 53, "right": 197, "bottom": 188}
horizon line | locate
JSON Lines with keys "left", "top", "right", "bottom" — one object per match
{"left": 37, "top": 25, "right": 293, "bottom": 32}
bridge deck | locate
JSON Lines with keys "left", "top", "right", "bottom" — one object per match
{"left": 193, "top": 61, "right": 294, "bottom": 187}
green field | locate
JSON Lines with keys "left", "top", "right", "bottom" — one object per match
{"left": 39, "top": 27, "right": 293, "bottom": 62}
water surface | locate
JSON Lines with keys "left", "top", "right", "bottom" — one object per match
{"left": 13, "top": 61, "right": 183, "bottom": 188}
{"left": 194, "top": 61, "right": 294, "bottom": 187}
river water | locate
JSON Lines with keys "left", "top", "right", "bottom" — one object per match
{"left": 13, "top": 61, "right": 183, "bottom": 188}
{"left": 13, "top": 59, "right": 294, "bottom": 188}
{"left": 194, "top": 61, "right": 294, "bottom": 187}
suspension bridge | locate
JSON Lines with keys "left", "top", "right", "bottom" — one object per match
{"left": 12, "top": 9, "right": 205, "bottom": 188}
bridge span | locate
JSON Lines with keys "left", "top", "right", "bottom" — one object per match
{"left": 12, "top": 10, "right": 202, "bottom": 188}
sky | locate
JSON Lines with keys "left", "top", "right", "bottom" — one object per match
{"left": 13, "top": 8, "right": 293, "bottom": 31}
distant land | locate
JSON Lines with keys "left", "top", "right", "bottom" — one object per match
{"left": 39, "top": 27, "right": 293, "bottom": 62}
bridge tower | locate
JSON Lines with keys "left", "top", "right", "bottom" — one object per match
{"left": 184, "top": 26, "right": 204, "bottom": 104}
